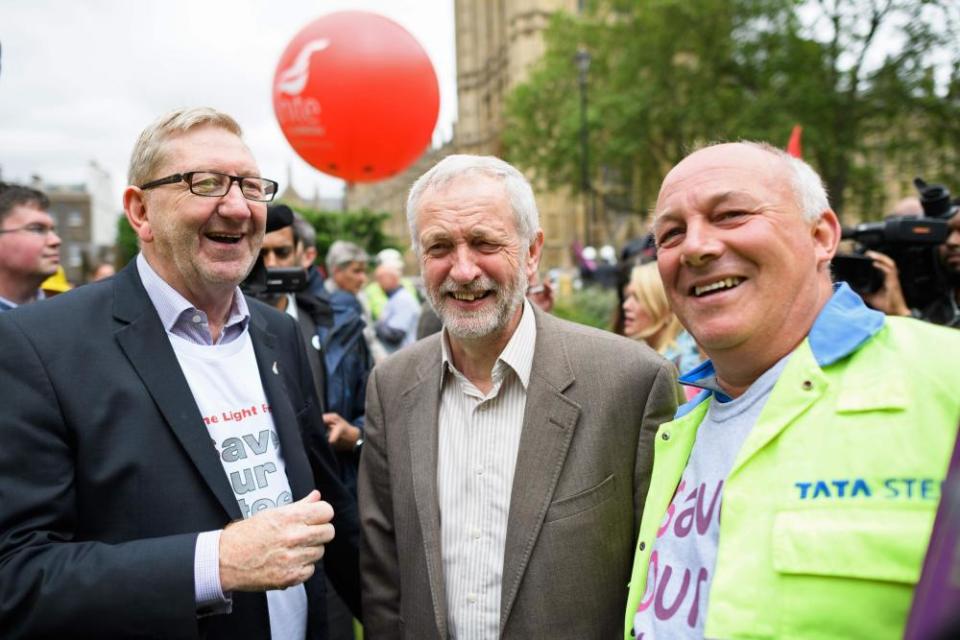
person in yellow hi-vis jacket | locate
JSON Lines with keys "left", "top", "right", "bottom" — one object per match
{"left": 624, "top": 141, "right": 960, "bottom": 640}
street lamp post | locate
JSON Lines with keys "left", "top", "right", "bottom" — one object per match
{"left": 575, "top": 47, "right": 593, "bottom": 246}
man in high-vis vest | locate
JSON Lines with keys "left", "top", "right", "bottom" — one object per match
{"left": 624, "top": 141, "right": 960, "bottom": 639}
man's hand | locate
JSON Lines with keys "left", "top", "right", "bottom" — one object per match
{"left": 527, "top": 275, "right": 555, "bottom": 313}
{"left": 323, "top": 412, "right": 361, "bottom": 451}
{"left": 219, "top": 490, "right": 334, "bottom": 592}
{"left": 863, "top": 250, "right": 911, "bottom": 316}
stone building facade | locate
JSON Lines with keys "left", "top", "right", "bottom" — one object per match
{"left": 348, "top": 0, "right": 584, "bottom": 270}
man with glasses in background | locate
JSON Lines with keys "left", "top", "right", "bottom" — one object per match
{"left": 0, "top": 107, "right": 359, "bottom": 639}
{"left": 0, "top": 182, "right": 61, "bottom": 311}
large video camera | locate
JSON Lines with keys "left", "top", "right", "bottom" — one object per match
{"left": 832, "top": 178, "right": 955, "bottom": 310}
{"left": 240, "top": 204, "right": 309, "bottom": 297}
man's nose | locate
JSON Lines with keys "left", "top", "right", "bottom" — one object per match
{"left": 217, "top": 182, "right": 254, "bottom": 219}
{"left": 679, "top": 220, "right": 722, "bottom": 267}
{"left": 449, "top": 245, "right": 481, "bottom": 283}
{"left": 47, "top": 229, "right": 62, "bottom": 248}
{"left": 262, "top": 250, "right": 277, "bottom": 268}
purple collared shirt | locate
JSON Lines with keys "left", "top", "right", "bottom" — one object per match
{"left": 136, "top": 253, "right": 249, "bottom": 345}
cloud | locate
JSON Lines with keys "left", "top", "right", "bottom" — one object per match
{"left": 0, "top": 0, "right": 457, "bottom": 208}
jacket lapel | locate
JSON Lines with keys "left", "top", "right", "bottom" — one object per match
{"left": 499, "top": 309, "right": 581, "bottom": 633}
{"left": 112, "top": 264, "right": 242, "bottom": 520}
{"left": 625, "top": 401, "right": 707, "bottom": 620}
{"left": 730, "top": 340, "right": 827, "bottom": 476}
{"left": 248, "top": 309, "right": 314, "bottom": 500}
{"left": 403, "top": 349, "right": 449, "bottom": 638}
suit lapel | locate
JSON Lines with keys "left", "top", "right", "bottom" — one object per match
{"left": 500, "top": 309, "right": 581, "bottom": 633}
{"left": 248, "top": 309, "right": 314, "bottom": 500}
{"left": 112, "top": 264, "right": 242, "bottom": 520}
{"left": 403, "top": 347, "right": 449, "bottom": 638}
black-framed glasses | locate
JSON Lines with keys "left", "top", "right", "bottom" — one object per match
{"left": 139, "top": 171, "right": 278, "bottom": 202}
{"left": 0, "top": 223, "right": 59, "bottom": 237}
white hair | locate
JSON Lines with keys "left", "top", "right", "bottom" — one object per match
{"left": 325, "top": 240, "right": 369, "bottom": 272}
{"left": 741, "top": 141, "right": 830, "bottom": 222}
{"left": 405, "top": 154, "right": 540, "bottom": 253}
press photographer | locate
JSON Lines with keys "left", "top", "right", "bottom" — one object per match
{"left": 247, "top": 204, "right": 369, "bottom": 640}
{"left": 927, "top": 205, "right": 960, "bottom": 327}
{"left": 832, "top": 177, "right": 959, "bottom": 327}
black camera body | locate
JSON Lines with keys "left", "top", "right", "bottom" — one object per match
{"left": 241, "top": 261, "right": 308, "bottom": 297}
{"left": 239, "top": 202, "right": 309, "bottom": 298}
{"left": 832, "top": 178, "right": 955, "bottom": 309}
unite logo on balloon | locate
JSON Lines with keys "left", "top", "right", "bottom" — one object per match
{"left": 275, "top": 39, "right": 328, "bottom": 134}
{"left": 272, "top": 11, "right": 440, "bottom": 183}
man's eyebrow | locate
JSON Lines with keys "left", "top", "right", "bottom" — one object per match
{"left": 654, "top": 190, "right": 755, "bottom": 222}
{"left": 420, "top": 229, "right": 450, "bottom": 243}
{"left": 652, "top": 208, "right": 678, "bottom": 227}
{"left": 467, "top": 226, "right": 507, "bottom": 240}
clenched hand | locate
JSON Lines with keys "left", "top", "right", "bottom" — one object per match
{"left": 219, "top": 490, "right": 335, "bottom": 591}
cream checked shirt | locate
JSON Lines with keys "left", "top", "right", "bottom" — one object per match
{"left": 437, "top": 300, "right": 536, "bottom": 640}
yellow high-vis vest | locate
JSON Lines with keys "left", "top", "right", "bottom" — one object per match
{"left": 625, "top": 313, "right": 960, "bottom": 639}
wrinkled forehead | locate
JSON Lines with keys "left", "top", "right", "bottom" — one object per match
{"left": 655, "top": 145, "right": 791, "bottom": 218}
{"left": 418, "top": 175, "right": 516, "bottom": 229}
{"left": 421, "top": 173, "right": 510, "bottom": 209}
{"left": 161, "top": 125, "right": 259, "bottom": 174}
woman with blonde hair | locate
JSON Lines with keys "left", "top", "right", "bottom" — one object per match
{"left": 622, "top": 262, "right": 702, "bottom": 376}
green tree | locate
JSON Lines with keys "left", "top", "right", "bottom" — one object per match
{"left": 292, "top": 206, "right": 400, "bottom": 263}
{"left": 504, "top": 0, "right": 960, "bottom": 223}
{"left": 115, "top": 215, "right": 138, "bottom": 267}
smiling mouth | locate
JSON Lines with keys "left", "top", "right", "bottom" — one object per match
{"left": 449, "top": 290, "right": 492, "bottom": 302}
{"left": 691, "top": 277, "right": 744, "bottom": 297}
{"left": 205, "top": 232, "right": 243, "bottom": 245}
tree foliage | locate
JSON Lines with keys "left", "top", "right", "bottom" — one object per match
{"left": 292, "top": 206, "right": 399, "bottom": 263}
{"left": 504, "top": 0, "right": 960, "bottom": 222}
{"left": 116, "top": 215, "right": 138, "bottom": 267}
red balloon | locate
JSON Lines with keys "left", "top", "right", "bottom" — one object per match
{"left": 273, "top": 11, "right": 440, "bottom": 183}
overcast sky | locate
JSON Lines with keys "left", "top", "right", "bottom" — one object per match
{"left": 0, "top": 0, "right": 457, "bottom": 207}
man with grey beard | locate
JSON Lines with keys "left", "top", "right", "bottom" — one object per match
{"left": 357, "top": 155, "right": 680, "bottom": 639}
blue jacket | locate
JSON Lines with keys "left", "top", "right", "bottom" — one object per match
{"left": 318, "top": 290, "right": 373, "bottom": 493}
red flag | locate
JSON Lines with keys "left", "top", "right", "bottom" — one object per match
{"left": 786, "top": 125, "right": 803, "bottom": 158}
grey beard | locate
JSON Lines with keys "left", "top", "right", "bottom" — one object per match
{"left": 429, "top": 268, "right": 528, "bottom": 341}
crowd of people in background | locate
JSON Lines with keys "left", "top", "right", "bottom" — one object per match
{"left": 1, "top": 107, "right": 959, "bottom": 640}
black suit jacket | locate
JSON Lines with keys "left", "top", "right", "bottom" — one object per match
{"left": 0, "top": 263, "right": 359, "bottom": 639}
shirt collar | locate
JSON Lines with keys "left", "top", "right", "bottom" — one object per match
{"left": 0, "top": 290, "right": 44, "bottom": 310}
{"left": 136, "top": 252, "right": 250, "bottom": 334}
{"left": 284, "top": 293, "right": 299, "bottom": 321}
{"left": 441, "top": 299, "right": 537, "bottom": 390}
{"left": 677, "top": 282, "right": 885, "bottom": 411}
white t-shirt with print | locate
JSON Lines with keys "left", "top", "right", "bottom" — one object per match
{"left": 171, "top": 331, "right": 307, "bottom": 640}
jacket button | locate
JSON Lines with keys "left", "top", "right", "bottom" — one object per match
{"left": 802, "top": 380, "right": 813, "bottom": 391}
{"left": 661, "top": 432, "right": 670, "bottom": 441}
{"left": 639, "top": 541, "right": 646, "bottom": 551}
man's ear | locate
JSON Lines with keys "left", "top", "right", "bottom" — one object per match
{"left": 812, "top": 209, "right": 841, "bottom": 272}
{"left": 526, "top": 229, "right": 545, "bottom": 281}
{"left": 123, "top": 186, "right": 153, "bottom": 244}
{"left": 300, "top": 244, "right": 318, "bottom": 269}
